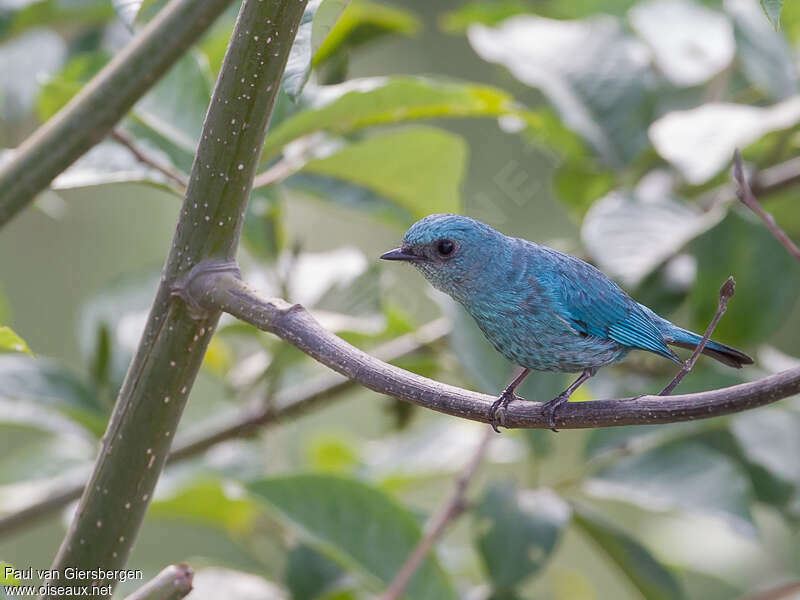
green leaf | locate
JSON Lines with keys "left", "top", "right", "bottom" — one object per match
{"left": 761, "top": 0, "right": 783, "bottom": 29}
{"left": 730, "top": 408, "right": 800, "bottom": 489}
{"left": 468, "top": 15, "right": 653, "bottom": 166}
{"left": 0, "top": 355, "right": 106, "bottom": 436}
{"left": 727, "top": 0, "right": 798, "bottom": 100}
{"left": 0, "top": 562, "right": 20, "bottom": 586}
{"left": 248, "top": 474, "right": 457, "bottom": 600}
{"left": 261, "top": 76, "right": 523, "bottom": 163}
{"left": 112, "top": 0, "right": 165, "bottom": 27}
{"left": 439, "top": 1, "right": 534, "bottom": 33}
{"left": 300, "top": 126, "right": 466, "bottom": 219}
{"left": 314, "top": 0, "right": 420, "bottom": 65}
{"left": 0, "top": 326, "right": 32, "bottom": 355}
{"left": 689, "top": 210, "right": 800, "bottom": 346}
{"left": 585, "top": 441, "right": 755, "bottom": 535}
{"left": 36, "top": 51, "right": 109, "bottom": 121}
{"left": 286, "top": 544, "right": 347, "bottom": 600}
{"left": 0, "top": 0, "right": 112, "bottom": 43}
{"left": 283, "top": 0, "right": 350, "bottom": 101}
{"left": 572, "top": 505, "right": 686, "bottom": 600}
{"left": 473, "top": 485, "right": 570, "bottom": 590}
{"left": 581, "top": 188, "right": 724, "bottom": 287}
{"left": 242, "top": 187, "right": 286, "bottom": 260}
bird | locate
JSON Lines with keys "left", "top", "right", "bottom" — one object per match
{"left": 380, "top": 214, "right": 753, "bottom": 432}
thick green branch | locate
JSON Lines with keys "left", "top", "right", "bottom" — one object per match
{"left": 187, "top": 270, "right": 800, "bottom": 429}
{"left": 0, "top": 0, "right": 234, "bottom": 228}
{"left": 42, "top": 1, "right": 307, "bottom": 597}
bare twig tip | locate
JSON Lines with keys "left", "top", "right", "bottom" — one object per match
{"left": 720, "top": 276, "right": 736, "bottom": 301}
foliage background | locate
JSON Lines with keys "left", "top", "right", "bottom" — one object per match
{"left": 1, "top": 0, "right": 800, "bottom": 598}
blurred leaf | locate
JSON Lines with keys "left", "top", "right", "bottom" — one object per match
{"left": 649, "top": 98, "right": 800, "bottom": 184}
{"left": 36, "top": 50, "right": 109, "bottom": 121}
{"left": 0, "top": 562, "right": 19, "bottom": 585}
{"left": 678, "top": 569, "right": 744, "bottom": 600}
{"left": 283, "top": 0, "right": 350, "bottom": 100}
{"left": 761, "top": 0, "right": 783, "bottom": 29}
{"left": 730, "top": 408, "right": 800, "bottom": 489}
{"left": 585, "top": 441, "right": 755, "bottom": 535}
{"left": 581, "top": 187, "right": 724, "bottom": 287}
{"left": 439, "top": 1, "right": 534, "bottom": 32}
{"left": 552, "top": 159, "right": 614, "bottom": 220}
{"left": 243, "top": 184, "right": 286, "bottom": 261}
{"left": 203, "top": 334, "right": 233, "bottom": 377}
{"left": 307, "top": 433, "right": 360, "bottom": 473}
{"left": 572, "top": 505, "right": 686, "bottom": 600}
{"left": 726, "top": 0, "right": 798, "bottom": 101}
{"left": 689, "top": 210, "right": 800, "bottom": 346}
{"left": 314, "top": 0, "right": 420, "bottom": 65}
{"left": 300, "top": 127, "right": 466, "bottom": 220}
{"left": 134, "top": 50, "right": 213, "bottom": 153}
{"left": 261, "top": 76, "right": 522, "bottom": 163}
{"left": 248, "top": 474, "right": 457, "bottom": 600}
{"left": 286, "top": 544, "right": 347, "bottom": 600}
{"left": 112, "top": 0, "right": 166, "bottom": 27}
{"left": 629, "top": 0, "right": 734, "bottom": 87}
{"left": 550, "top": 567, "right": 597, "bottom": 600}
{"left": 0, "top": 326, "right": 32, "bottom": 355}
{"left": 0, "top": 355, "right": 106, "bottom": 436}
{"left": 149, "top": 478, "right": 258, "bottom": 534}
{"left": 468, "top": 15, "right": 653, "bottom": 166}
{"left": 190, "top": 568, "right": 287, "bottom": 600}
{"left": 0, "top": 0, "right": 112, "bottom": 43}
{"left": 474, "top": 485, "right": 570, "bottom": 590}
{"left": 0, "top": 29, "right": 66, "bottom": 121}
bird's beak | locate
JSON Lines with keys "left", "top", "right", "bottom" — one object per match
{"left": 380, "top": 247, "right": 420, "bottom": 262}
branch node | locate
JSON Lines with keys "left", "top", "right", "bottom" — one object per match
{"left": 171, "top": 259, "right": 241, "bottom": 320}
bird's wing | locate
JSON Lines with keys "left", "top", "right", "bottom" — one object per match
{"left": 541, "top": 249, "right": 680, "bottom": 363}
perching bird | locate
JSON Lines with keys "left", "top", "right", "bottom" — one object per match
{"left": 380, "top": 214, "right": 752, "bottom": 431}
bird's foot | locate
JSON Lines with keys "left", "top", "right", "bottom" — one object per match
{"left": 541, "top": 393, "right": 570, "bottom": 432}
{"left": 488, "top": 389, "right": 523, "bottom": 433}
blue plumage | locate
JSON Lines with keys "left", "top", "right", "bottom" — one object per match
{"left": 380, "top": 214, "right": 752, "bottom": 430}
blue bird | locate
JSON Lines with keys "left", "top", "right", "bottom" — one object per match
{"left": 380, "top": 214, "right": 752, "bottom": 431}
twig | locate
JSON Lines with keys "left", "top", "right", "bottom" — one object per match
{"left": 734, "top": 149, "right": 800, "bottom": 262}
{"left": 123, "top": 564, "right": 193, "bottom": 600}
{"left": 110, "top": 129, "right": 189, "bottom": 188}
{"left": 252, "top": 158, "right": 297, "bottom": 189}
{"left": 0, "top": 320, "right": 449, "bottom": 539}
{"left": 379, "top": 428, "right": 493, "bottom": 600}
{"left": 184, "top": 269, "right": 800, "bottom": 429}
{"left": 660, "top": 277, "right": 736, "bottom": 396}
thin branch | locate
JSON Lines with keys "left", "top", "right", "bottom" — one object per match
{"left": 110, "top": 129, "right": 189, "bottom": 188}
{"left": 734, "top": 149, "right": 800, "bottom": 262}
{"left": 380, "top": 428, "right": 492, "bottom": 600}
{"left": 0, "top": 0, "right": 236, "bottom": 228}
{"left": 185, "top": 269, "right": 800, "bottom": 430}
{"left": 660, "top": 277, "right": 735, "bottom": 396}
{"left": 0, "top": 320, "right": 449, "bottom": 539}
{"left": 123, "top": 564, "right": 193, "bottom": 600}
{"left": 252, "top": 157, "right": 297, "bottom": 189}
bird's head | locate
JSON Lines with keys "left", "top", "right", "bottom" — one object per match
{"left": 380, "top": 214, "right": 503, "bottom": 300}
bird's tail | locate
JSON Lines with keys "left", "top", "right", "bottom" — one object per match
{"left": 661, "top": 326, "right": 754, "bottom": 369}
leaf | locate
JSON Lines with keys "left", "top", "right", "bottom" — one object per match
{"left": 0, "top": 562, "right": 19, "bottom": 585}
{"left": 314, "top": 0, "right": 420, "bottom": 65}
{"left": 112, "top": 0, "right": 165, "bottom": 27}
{"left": 649, "top": 98, "right": 800, "bottom": 184}
{"left": 300, "top": 127, "right": 467, "bottom": 219}
{"left": 248, "top": 474, "right": 457, "bottom": 600}
{"left": 581, "top": 187, "right": 725, "bottom": 287}
{"left": 730, "top": 408, "right": 800, "bottom": 488}
{"left": 0, "top": 0, "right": 113, "bottom": 43}
{"left": 629, "top": 0, "right": 734, "bottom": 87}
{"left": 473, "top": 485, "right": 570, "bottom": 590}
{"left": 689, "top": 210, "right": 800, "bottom": 346}
{"left": 261, "top": 76, "right": 522, "bottom": 163}
{"left": 283, "top": 0, "right": 350, "bottom": 101}
{"left": 439, "top": 1, "right": 535, "bottom": 33}
{"left": 760, "top": 0, "right": 783, "bottom": 29}
{"left": 0, "top": 326, "right": 32, "bottom": 355}
{"left": 36, "top": 51, "right": 109, "bottom": 121}
{"left": 0, "top": 355, "right": 106, "bottom": 436}
{"left": 726, "top": 0, "right": 798, "bottom": 101}
{"left": 468, "top": 15, "right": 653, "bottom": 166}
{"left": 286, "top": 544, "right": 347, "bottom": 600}
{"left": 585, "top": 441, "right": 755, "bottom": 535}
{"left": 572, "top": 505, "right": 686, "bottom": 600}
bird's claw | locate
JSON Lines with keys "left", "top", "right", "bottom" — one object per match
{"left": 488, "top": 389, "right": 522, "bottom": 433}
{"left": 541, "top": 393, "right": 569, "bottom": 432}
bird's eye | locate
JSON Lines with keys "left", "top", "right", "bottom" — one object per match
{"left": 436, "top": 239, "right": 455, "bottom": 256}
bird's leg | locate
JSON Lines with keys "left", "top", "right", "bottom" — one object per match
{"left": 488, "top": 367, "right": 531, "bottom": 433}
{"left": 542, "top": 367, "right": 597, "bottom": 431}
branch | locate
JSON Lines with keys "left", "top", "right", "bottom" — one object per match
{"left": 42, "top": 1, "right": 308, "bottom": 597}
{"left": 0, "top": 320, "right": 449, "bottom": 539}
{"left": 185, "top": 270, "right": 800, "bottom": 429}
{"left": 110, "top": 129, "right": 189, "bottom": 189}
{"left": 660, "top": 277, "right": 735, "bottom": 396}
{"left": 379, "top": 428, "right": 492, "bottom": 600}
{"left": 123, "top": 564, "right": 193, "bottom": 600}
{"left": 734, "top": 150, "right": 800, "bottom": 262}
{"left": 0, "top": 0, "right": 237, "bottom": 229}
